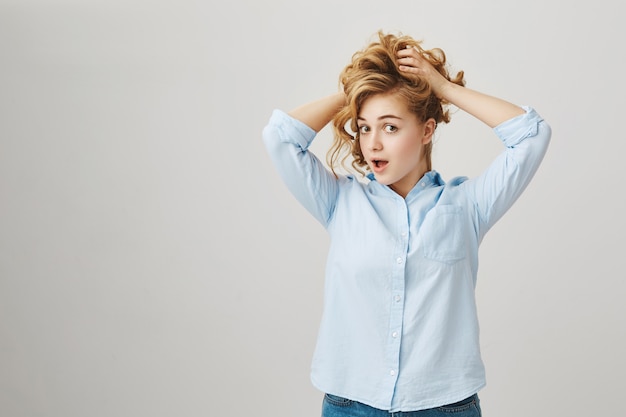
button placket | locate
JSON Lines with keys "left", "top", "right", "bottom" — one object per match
{"left": 382, "top": 199, "right": 410, "bottom": 404}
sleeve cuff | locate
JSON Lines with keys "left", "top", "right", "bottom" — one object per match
{"left": 268, "top": 109, "right": 317, "bottom": 150}
{"left": 493, "top": 106, "right": 543, "bottom": 147}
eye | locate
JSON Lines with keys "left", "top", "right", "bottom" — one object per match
{"left": 384, "top": 124, "right": 398, "bottom": 133}
{"left": 358, "top": 125, "right": 370, "bottom": 134}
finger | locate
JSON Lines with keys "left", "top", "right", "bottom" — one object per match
{"left": 398, "top": 64, "right": 420, "bottom": 73}
{"left": 398, "top": 53, "right": 425, "bottom": 66}
{"left": 396, "top": 46, "right": 417, "bottom": 58}
{"left": 398, "top": 53, "right": 423, "bottom": 71}
{"left": 397, "top": 59, "right": 415, "bottom": 70}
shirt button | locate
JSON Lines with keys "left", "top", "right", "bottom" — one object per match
{"left": 401, "top": 231, "right": 407, "bottom": 237}
{"left": 390, "top": 370, "right": 396, "bottom": 376}
{"left": 421, "top": 182, "right": 426, "bottom": 187}
{"left": 396, "top": 257, "right": 403, "bottom": 264}
{"left": 395, "top": 295, "right": 402, "bottom": 302}
{"left": 392, "top": 331, "right": 398, "bottom": 338}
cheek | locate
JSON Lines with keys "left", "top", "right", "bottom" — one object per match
{"left": 395, "top": 136, "right": 423, "bottom": 155}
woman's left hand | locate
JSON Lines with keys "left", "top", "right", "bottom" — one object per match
{"left": 398, "top": 45, "right": 525, "bottom": 127}
{"left": 397, "top": 46, "right": 449, "bottom": 98}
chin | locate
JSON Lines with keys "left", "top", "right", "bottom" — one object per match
{"left": 374, "top": 175, "right": 393, "bottom": 186}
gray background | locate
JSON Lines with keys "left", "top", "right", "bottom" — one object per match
{"left": 1, "top": 0, "right": 624, "bottom": 416}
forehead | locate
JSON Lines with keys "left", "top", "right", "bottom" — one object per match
{"left": 358, "top": 93, "right": 411, "bottom": 120}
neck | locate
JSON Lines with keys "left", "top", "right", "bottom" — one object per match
{"left": 390, "top": 168, "right": 429, "bottom": 199}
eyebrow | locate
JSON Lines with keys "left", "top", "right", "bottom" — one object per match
{"left": 357, "top": 114, "right": 403, "bottom": 121}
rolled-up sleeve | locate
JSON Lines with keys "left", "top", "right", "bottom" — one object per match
{"left": 262, "top": 110, "right": 339, "bottom": 227}
{"left": 462, "top": 106, "right": 552, "bottom": 235}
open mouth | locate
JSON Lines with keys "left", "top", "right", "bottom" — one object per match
{"left": 372, "top": 159, "right": 388, "bottom": 171}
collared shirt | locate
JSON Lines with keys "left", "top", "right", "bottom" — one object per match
{"left": 262, "top": 107, "right": 551, "bottom": 412}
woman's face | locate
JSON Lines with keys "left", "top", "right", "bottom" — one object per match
{"left": 358, "top": 93, "right": 435, "bottom": 198}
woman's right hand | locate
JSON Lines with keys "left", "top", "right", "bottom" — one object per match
{"left": 288, "top": 92, "right": 347, "bottom": 133}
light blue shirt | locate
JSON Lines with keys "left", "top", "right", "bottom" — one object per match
{"left": 262, "top": 107, "right": 551, "bottom": 412}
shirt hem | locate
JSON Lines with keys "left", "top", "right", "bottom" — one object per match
{"left": 312, "top": 374, "right": 486, "bottom": 412}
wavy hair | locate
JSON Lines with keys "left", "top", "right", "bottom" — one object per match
{"left": 328, "top": 31, "right": 465, "bottom": 177}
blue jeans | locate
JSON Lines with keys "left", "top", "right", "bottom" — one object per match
{"left": 322, "top": 394, "right": 481, "bottom": 417}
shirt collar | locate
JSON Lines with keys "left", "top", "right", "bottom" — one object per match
{"left": 366, "top": 170, "right": 444, "bottom": 186}
{"left": 366, "top": 170, "right": 445, "bottom": 198}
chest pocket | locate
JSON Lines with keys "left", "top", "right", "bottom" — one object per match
{"left": 420, "top": 204, "right": 466, "bottom": 264}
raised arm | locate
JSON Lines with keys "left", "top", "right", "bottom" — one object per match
{"left": 263, "top": 92, "right": 348, "bottom": 227}
{"left": 288, "top": 92, "right": 346, "bottom": 132}
{"left": 398, "top": 45, "right": 551, "bottom": 234}
{"left": 397, "top": 46, "right": 524, "bottom": 127}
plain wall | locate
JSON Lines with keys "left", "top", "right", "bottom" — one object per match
{"left": 1, "top": 0, "right": 624, "bottom": 416}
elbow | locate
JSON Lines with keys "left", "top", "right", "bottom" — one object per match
{"left": 262, "top": 124, "right": 284, "bottom": 157}
{"left": 537, "top": 120, "right": 552, "bottom": 156}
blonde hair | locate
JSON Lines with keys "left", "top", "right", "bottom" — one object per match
{"left": 328, "top": 31, "right": 465, "bottom": 177}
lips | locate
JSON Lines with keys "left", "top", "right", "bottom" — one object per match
{"left": 371, "top": 159, "right": 388, "bottom": 173}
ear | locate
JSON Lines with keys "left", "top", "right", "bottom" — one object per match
{"left": 421, "top": 118, "right": 437, "bottom": 144}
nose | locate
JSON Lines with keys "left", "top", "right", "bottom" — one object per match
{"left": 366, "top": 131, "right": 383, "bottom": 151}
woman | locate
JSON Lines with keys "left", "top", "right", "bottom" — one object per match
{"left": 262, "top": 31, "right": 551, "bottom": 416}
